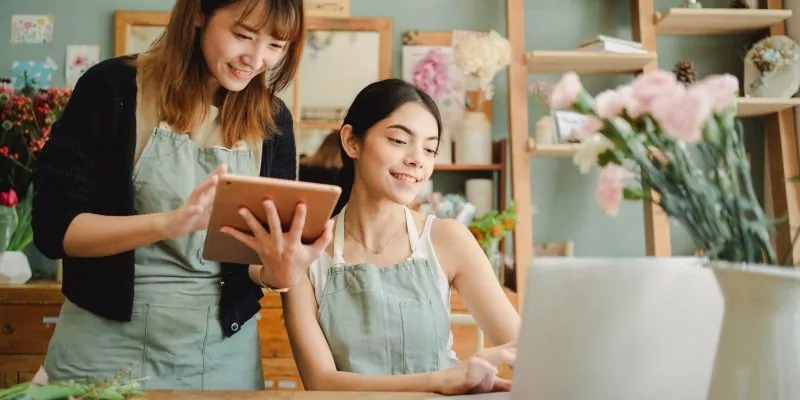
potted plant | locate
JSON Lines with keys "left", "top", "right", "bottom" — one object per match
{"left": 0, "top": 74, "right": 71, "bottom": 283}
{"left": 550, "top": 69, "right": 800, "bottom": 397}
{"left": 468, "top": 201, "right": 516, "bottom": 281}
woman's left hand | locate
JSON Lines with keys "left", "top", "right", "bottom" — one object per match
{"left": 221, "top": 200, "right": 334, "bottom": 288}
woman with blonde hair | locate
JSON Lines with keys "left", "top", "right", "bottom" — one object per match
{"left": 32, "top": 0, "right": 331, "bottom": 390}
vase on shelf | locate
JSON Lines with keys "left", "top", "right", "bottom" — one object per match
{"left": 434, "top": 125, "right": 453, "bottom": 165}
{"left": 534, "top": 115, "right": 556, "bottom": 146}
{"left": 454, "top": 111, "right": 492, "bottom": 165}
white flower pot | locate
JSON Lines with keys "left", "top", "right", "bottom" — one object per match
{"left": 518, "top": 257, "right": 800, "bottom": 399}
{"left": 706, "top": 262, "right": 800, "bottom": 399}
{"left": 0, "top": 251, "right": 32, "bottom": 284}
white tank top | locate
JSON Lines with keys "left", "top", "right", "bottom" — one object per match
{"left": 308, "top": 207, "right": 458, "bottom": 363}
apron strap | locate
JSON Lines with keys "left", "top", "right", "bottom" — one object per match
{"left": 404, "top": 207, "right": 421, "bottom": 256}
{"left": 333, "top": 205, "right": 347, "bottom": 264}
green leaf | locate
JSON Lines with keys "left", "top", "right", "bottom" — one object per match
{"left": 623, "top": 187, "right": 647, "bottom": 201}
{"left": 596, "top": 150, "right": 621, "bottom": 167}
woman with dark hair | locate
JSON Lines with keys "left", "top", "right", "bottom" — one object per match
{"left": 31, "top": 0, "right": 331, "bottom": 390}
{"left": 281, "top": 78, "right": 520, "bottom": 395}
{"left": 298, "top": 130, "right": 342, "bottom": 185}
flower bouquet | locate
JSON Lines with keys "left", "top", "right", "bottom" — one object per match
{"left": 453, "top": 30, "right": 511, "bottom": 107}
{"left": 550, "top": 70, "right": 783, "bottom": 265}
{"left": 547, "top": 70, "right": 800, "bottom": 399}
{"left": 0, "top": 74, "right": 71, "bottom": 253}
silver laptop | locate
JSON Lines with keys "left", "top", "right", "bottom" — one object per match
{"left": 429, "top": 256, "right": 723, "bottom": 400}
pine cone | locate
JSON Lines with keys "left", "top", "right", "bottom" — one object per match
{"left": 729, "top": 0, "right": 750, "bottom": 8}
{"left": 673, "top": 60, "right": 696, "bottom": 87}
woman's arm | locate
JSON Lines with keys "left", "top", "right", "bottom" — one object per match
{"left": 33, "top": 62, "right": 221, "bottom": 259}
{"left": 432, "top": 219, "right": 521, "bottom": 346}
{"left": 282, "top": 273, "right": 451, "bottom": 392}
{"left": 32, "top": 64, "right": 172, "bottom": 259}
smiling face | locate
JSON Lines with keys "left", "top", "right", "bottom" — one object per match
{"left": 200, "top": 0, "right": 290, "bottom": 92}
{"left": 343, "top": 102, "right": 440, "bottom": 205}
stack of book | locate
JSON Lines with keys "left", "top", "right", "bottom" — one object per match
{"left": 575, "top": 35, "right": 645, "bottom": 53}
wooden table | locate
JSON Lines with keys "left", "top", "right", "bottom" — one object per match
{"left": 142, "top": 391, "right": 438, "bottom": 399}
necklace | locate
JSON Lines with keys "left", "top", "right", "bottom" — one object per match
{"left": 345, "top": 218, "right": 405, "bottom": 254}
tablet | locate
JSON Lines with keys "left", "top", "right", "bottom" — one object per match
{"left": 203, "top": 173, "right": 342, "bottom": 265}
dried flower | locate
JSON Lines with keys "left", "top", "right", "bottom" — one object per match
{"left": 528, "top": 80, "right": 554, "bottom": 111}
{"left": 453, "top": 30, "right": 511, "bottom": 101}
{"left": 412, "top": 48, "right": 448, "bottom": 100}
{"left": 746, "top": 35, "right": 800, "bottom": 76}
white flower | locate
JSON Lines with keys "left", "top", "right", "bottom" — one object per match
{"left": 573, "top": 133, "right": 614, "bottom": 174}
{"left": 453, "top": 31, "right": 511, "bottom": 100}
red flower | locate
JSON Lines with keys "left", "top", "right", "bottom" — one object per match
{"left": 0, "top": 189, "right": 18, "bottom": 207}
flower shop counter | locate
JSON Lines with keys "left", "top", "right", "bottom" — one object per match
{"left": 142, "top": 390, "right": 436, "bottom": 399}
{"left": 0, "top": 280, "right": 518, "bottom": 390}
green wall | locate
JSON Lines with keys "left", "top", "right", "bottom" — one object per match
{"left": 0, "top": 0, "right": 768, "bottom": 274}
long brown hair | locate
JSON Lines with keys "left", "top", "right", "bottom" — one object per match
{"left": 301, "top": 130, "right": 342, "bottom": 169}
{"left": 135, "top": 0, "right": 304, "bottom": 147}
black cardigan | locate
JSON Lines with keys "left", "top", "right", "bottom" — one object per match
{"left": 31, "top": 56, "right": 297, "bottom": 337}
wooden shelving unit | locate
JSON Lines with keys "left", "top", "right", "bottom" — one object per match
{"left": 655, "top": 8, "right": 792, "bottom": 35}
{"left": 298, "top": 120, "right": 341, "bottom": 130}
{"left": 505, "top": 0, "right": 800, "bottom": 301}
{"left": 737, "top": 97, "right": 800, "bottom": 118}
{"left": 526, "top": 51, "right": 657, "bottom": 74}
{"left": 434, "top": 164, "right": 503, "bottom": 172}
{"left": 526, "top": 140, "right": 580, "bottom": 157}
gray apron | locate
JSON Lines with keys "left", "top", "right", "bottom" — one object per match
{"left": 44, "top": 125, "right": 264, "bottom": 390}
{"left": 317, "top": 205, "right": 454, "bottom": 374}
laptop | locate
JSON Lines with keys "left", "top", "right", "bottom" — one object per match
{"left": 429, "top": 256, "right": 724, "bottom": 400}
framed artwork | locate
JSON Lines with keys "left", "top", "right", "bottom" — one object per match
{"left": 113, "top": 11, "right": 170, "bottom": 57}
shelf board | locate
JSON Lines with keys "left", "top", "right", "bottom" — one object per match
{"left": 298, "top": 120, "right": 341, "bottom": 130}
{"left": 527, "top": 140, "right": 581, "bottom": 157}
{"left": 526, "top": 51, "right": 656, "bottom": 74}
{"left": 434, "top": 163, "right": 502, "bottom": 172}
{"left": 655, "top": 8, "right": 792, "bottom": 35}
{"left": 737, "top": 97, "right": 800, "bottom": 117}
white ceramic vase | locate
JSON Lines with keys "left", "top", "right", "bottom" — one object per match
{"left": 516, "top": 257, "right": 800, "bottom": 400}
{"left": 706, "top": 262, "right": 800, "bottom": 399}
{"left": 454, "top": 111, "right": 492, "bottom": 165}
{"left": 0, "top": 251, "right": 32, "bottom": 284}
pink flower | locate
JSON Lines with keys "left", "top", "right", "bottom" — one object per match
{"left": 412, "top": 49, "right": 448, "bottom": 100}
{"left": 595, "top": 89, "right": 627, "bottom": 119}
{"left": 550, "top": 72, "right": 582, "bottom": 109}
{"left": 571, "top": 116, "right": 604, "bottom": 141}
{"left": 694, "top": 74, "right": 739, "bottom": 113}
{"left": 595, "top": 165, "right": 632, "bottom": 217}
{"left": 628, "top": 70, "right": 683, "bottom": 116}
{"left": 0, "top": 189, "right": 18, "bottom": 207}
{"left": 650, "top": 89, "right": 712, "bottom": 143}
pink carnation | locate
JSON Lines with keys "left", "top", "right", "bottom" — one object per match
{"left": 595, "top": 165, "right": 632, "bottom": 217}
{"left": 595, "top": 89, "right": 627, "bottom": 119}
{"left": 628, "top": 71, "right": 683, "bottom": 117}
{"left": 550, "top": 72, "right": 582, "bottom": 109}
{"left": 412, "top": 49, "right": 448, "bottom": 100}
{"left": 694, "top": 74, "right": 739, "bottom": 113}
{"left": 650, "top": 88, "right": 712, "bottom": 143}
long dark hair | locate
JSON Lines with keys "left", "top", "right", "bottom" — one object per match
{"left": 333, "top": 78, "right": 443, "bottom": 215}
